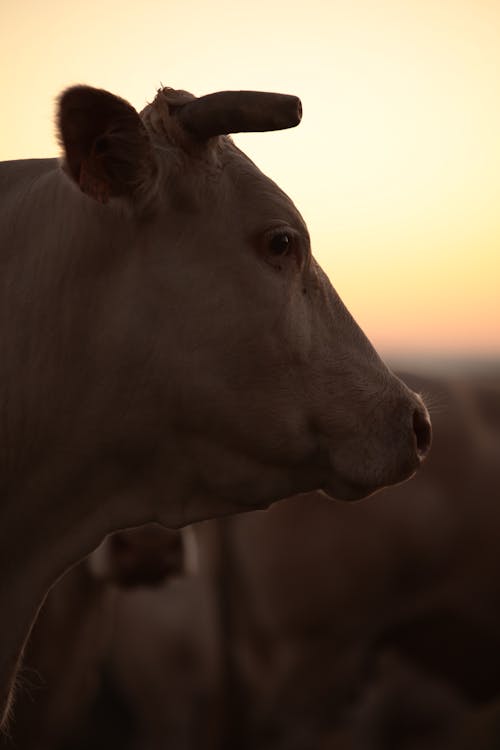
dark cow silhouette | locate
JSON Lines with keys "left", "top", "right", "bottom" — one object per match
{"left": 0, "top": 83, "right": 430, "bottom": 725}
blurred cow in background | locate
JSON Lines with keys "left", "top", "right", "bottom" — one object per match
{"left": 102, "top": 525, "right": 222, "bottom": 750}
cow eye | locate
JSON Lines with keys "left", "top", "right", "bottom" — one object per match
{"left": 269, "top": 232, "right": 291, "bottom": 256}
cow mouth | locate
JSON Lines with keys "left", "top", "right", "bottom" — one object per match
{"left": 310, "top": 447, "right": 384, "bottom": 502}
{"left": 319, "top": 473, "right": 402, "bottom": 503}
{"left": 319, "top": 480, "right": 379, "bottom": 503}
{"left": 320, "top": 464, "right": 418, "bottom": 503}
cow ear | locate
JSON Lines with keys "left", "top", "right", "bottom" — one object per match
{"left": 57, "top": 85, "right": 154, "bottom": 204}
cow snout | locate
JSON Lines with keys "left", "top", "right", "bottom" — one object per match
{"left": 412, "top": 403, "right": 432, "bottom": 461}
{"left": 322, "top": 380, "right": 433, "bottom": 502}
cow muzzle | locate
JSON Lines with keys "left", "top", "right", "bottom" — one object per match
{"left": 320, "top": 383, "right": 432, "bottom": 502}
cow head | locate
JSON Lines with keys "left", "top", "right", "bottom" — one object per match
{"left": 56, "top": 84, "right": 431, "bottom": 525}
{"left": 88, "top": 524, "right": 184, "bottom": 587}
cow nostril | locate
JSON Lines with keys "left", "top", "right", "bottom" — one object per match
{"left": 412, "top": 407, "right": 432, "bottom": 460}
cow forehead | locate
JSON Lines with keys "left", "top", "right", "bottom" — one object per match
{"left": 199, "top": 141, "right": 309, "bottom": 236}
{"left": 226, "top": 149, "right": 308, "bottom": 235}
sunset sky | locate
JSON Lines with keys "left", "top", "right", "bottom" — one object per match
{"left": 1, "top": 0, "right": 499, "bottom": 359}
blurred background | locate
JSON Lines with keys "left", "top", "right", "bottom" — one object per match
{"left": 2, "top": 2, "right": 500, "bottom": 749}
{"left": 2, "top": 0, "right": 499, "bottom": 366}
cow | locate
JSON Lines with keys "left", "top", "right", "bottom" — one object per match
{"left": 0, "top": 83, "right": 431, "bottom": 725}
{"left": 0, "top": 524, "right": 183, "bottom": 750}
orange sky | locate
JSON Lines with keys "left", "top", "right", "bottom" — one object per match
{"left": 1, "top": 0, "right": 499, "bottom": 358}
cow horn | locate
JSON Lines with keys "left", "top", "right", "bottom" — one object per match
{"left": 176, "top": 91, "right": 302, "bottom": 139}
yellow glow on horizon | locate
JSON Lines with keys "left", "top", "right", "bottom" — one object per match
{"left": 1, "top": 0, "right": 499, "bottom": 357}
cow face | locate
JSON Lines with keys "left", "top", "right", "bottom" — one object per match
{"left": 57, "top": 85, "right": 431, "bottom": 524}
